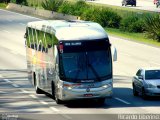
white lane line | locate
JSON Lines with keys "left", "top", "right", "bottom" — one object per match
{"left": 19, "top": 23, "right": 26, "bottom": 26}
{"left": 10, "top": 50, "right": 19, "bottom": 55}
{"left": 0, "top": 9, "right": 42, "bottom": 20}
{"left": 2, "top": 30, "right": 10, "bottom": 33}
{"left": 7, "top": 19, "right": 13, "bottom": 22}
{"left": 50, "top": 107, "right": 60, "bottom": 112}
{"left": 29, "top": 94, "right": 38, "bottom": 99}
{"left": 150, "top": 62, "right": 160, "bottom": 66}
{"left": 21, "top": 90, "right": 29, "bottom": 93}
{"left": 39, "top": 100, "right": 49, "bottom": 105}
{"left": 61, "top": 114, "right": 72, "bottom": 120}
{"left": 3, "top": 79, "right": 12, "bottom": 83}
{"left": 114, "top": 97, "right": 131, "bottom": 105}
{"left": 0, "top": 91, "right": 6, "bottom": 94}
{"left": 12, "top": 83, "right": 19, "bottom": 88}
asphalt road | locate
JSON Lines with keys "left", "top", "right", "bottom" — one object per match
{"left": 0, "top": 9, "right": 160, "bottom": 120}
{"left": 89, "top": 0, "right": 160, "bottom": 12}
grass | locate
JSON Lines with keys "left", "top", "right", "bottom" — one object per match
{"left": 106, "top": 28, "right": 160, "bottom": 47}
{"left": 0, "top": 3, "right": 7, "bottom": 8}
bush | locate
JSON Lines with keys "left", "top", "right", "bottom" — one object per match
{"left": 0, "top": 0, "right": 10, "bottom": 3}
{"left": 144, "top": 14, "right": 160, "bottom": 41}
{"left": 58, "top": 0, "right": 88, "bottom": 16}
{"left": 42, "top": 0, "right": 64, "bottom": 12}
{"left": 10, "top": 0, "right": 28, "bottom": 5}
{"left": 120, "top": 14, "right": 145, "bottom": 33}
{"left": 81, "top": 7, "right": 121, "bottom": 28}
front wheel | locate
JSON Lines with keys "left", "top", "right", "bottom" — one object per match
{"left": 142, "top": 88, "right": 147, "bottom": 100}
{"left": 133, "top": 85, "right": 138, "bottom": 96}
{"left": 54, "top": 86, "right": 63, "bottom": 104}
{"left": 97, "top": 98, "right": 106, "bottom": 105}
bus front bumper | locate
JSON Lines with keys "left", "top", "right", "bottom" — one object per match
{"left": 58, "top": 87, "right": 112, "bottom": 101}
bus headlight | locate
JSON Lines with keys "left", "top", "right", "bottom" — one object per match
{"left": 63, "top": 83, "right": 81, "bottom": 90}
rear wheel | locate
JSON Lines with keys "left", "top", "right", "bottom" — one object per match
{"left": 33, "top": 73, "right": 43, "bottom": 94}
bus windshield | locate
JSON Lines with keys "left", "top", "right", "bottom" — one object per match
{"left": 60, "top": 49, "right": 112, "bottom": 82}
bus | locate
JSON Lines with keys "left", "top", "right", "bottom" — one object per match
{"left": 25, "top": 20, "right": 117, "bottom": 104}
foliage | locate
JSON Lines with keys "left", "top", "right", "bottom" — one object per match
{"left": 81, "top": 6, "right": 121, "bottom": 28}
{"left": 144, "top": 14, "right": 160, "bottom": 41}
{"left": 58, "top": 0, "right": 88, "bottom": 16}
{"left": 0, "top": 0, "right": 10, "bottom": 3}
{"left": 120, "top": 14, "right": 145, "bottom": 33}
{"left": 10, "top": 0, "right": 28, "bottom": 5}
{"left": 41, "top": 0, "right": 64, "bottom": 11}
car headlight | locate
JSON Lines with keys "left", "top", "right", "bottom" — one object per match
{"left": 147, "top": 84, "right": 156, "bottom": 88}
{"left": 102, "top": 84, "right": 112, "bottom": 88}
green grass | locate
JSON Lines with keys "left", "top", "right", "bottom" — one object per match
{"left": 0, "top": 3, "right": 7, "bottom": 8}
{"left": 106, "top": 28, "right": 160, "bottom": 47}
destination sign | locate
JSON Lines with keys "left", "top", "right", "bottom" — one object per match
{"left": 64, "top": 42, "right": 82, "bottom": 46}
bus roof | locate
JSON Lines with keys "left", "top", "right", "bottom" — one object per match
{"left": 27, "top": 20, "right": 108, "bottom": 41}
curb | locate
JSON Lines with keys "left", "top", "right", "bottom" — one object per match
{"left": 6, "top": 3, "right": 79, "bottom": 20}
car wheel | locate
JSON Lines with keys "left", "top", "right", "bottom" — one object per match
{"left": 133, "top": 85, "right": 138, "bottom": 96}
{"left": 142, "top": 88, "right": 147, "bottom": 100}
{"left": 97, "top": 98, "right": 105, "bottom": 105}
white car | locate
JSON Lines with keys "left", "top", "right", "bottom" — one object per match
{"left": 132, "top": 68, "right": 160, "bottom": 99}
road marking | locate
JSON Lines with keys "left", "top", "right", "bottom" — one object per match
{"left": 0, "top": 91, "right": 6, "bottom": 94}
{"left": 61, "top": 114, "right": 72, "bottom": 120}
{"left": 150, "top": 62, "right": 160, "bottom": 66}
{"left": 11, "top": 50, "right": 19, "bottom": 55}
{"left": 0, "top": 9, "right": 42, "bottom": 20}
{"left": 2, "top": 30, "right": 10, "bottom": 33}
{"left": 114, "top": 97, "right": 131, "bottom": 105}
{"left": 39, "top": 100, "right": 48, "bottom": 105}
{"left": 50, "top": 107, "right": 60, "bottom": 112}
{"left": 12, "top": 83, "right": 19, "bottom": 88}
{"left": 29, "top": 94, "right": 37, "bottom": 99}
{"left": 7, "top": 19, "right": 13, "bottom": 22}
{"left": 19, "top": 23, "right": 26, "bottom": 26}
{"left": 3, "top": 79, "right": 12, "bottom": 83}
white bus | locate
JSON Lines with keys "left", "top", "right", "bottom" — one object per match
{"left": 25, "top": 20, "right": 117, "bottom": 104}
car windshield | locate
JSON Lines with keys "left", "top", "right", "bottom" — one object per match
{"left": 145, "top": 70, "right": 160, "bottom": 80}
{"left": 60, "top": 50, "right": 112, "bottom": 82}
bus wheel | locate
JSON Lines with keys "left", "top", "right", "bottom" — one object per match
{"left": 34, "top": 73, "right": 43, "bottom": 94}
{"left": 54, "top": 87, "right": 63, "bottom": 104}
{"left": 51, "top": 82, "right": 55, "bottom": 99}
{"left": 35, "top": 85, "right": 43, "bottom": 94}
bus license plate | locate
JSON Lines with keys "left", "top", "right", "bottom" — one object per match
{"left": 84, "top": 94, "right": 93, "bottom": 97}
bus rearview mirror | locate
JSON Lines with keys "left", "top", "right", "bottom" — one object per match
{"left": 111, "top": 46, "right": 117, "bottom": 62}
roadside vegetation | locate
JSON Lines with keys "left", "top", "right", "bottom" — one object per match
{"left": 0, "top": 3, "right": 7, "bottom": 8}
{"left": 1, "top": 0, "right": 160, "bottom": 46}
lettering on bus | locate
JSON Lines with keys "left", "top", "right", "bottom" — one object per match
{"left": 64, "top": 42, "right": 81, "bottom": 46}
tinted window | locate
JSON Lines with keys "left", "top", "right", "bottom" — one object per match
{"left": 145, "top": 70, "right": 160, "bottom": 80}
{"left": 60, "top": 50, "right": 112, "bottom": 82}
